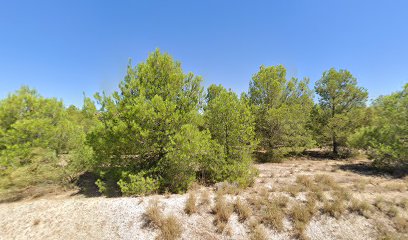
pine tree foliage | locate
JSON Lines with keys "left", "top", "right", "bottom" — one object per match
{"left": 349, "top": 84, "right": 407, "bottom": 167}
{"left": 249, "top": 65, "right": 314, "bottom": 159}
{"left": 314, "top": 68, "right": 368, "bottom": 155}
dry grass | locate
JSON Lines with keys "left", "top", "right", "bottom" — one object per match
{"left": 332, "top": 187, "right": 352, "bottom": 202}
{"left": 234, "top": 198, "right": 252, "bottom": 222}
{"left": 290, "top": 196, "right": 316, "bottom": 240}
{"left": 213, "top": 194, "right": 233, "bottom": 232}
{"left": 349, "top": 198, "right": 374, "bottom": 218}
{"left": 393, "top": 216, "right": 408, "bottom": 233}
{"left": 397, "top": 198, "right": 408, "bottom": 210}
{"left": 354, "top": 179, "right": 368, "bottom": 191}
{"left": 322, "top": 198, "right": 346, "bottom": 219}
{"left": 261, "top": 202, "right": 284, "bottom": 231}
{"left": 314, "top": 174, "right": 338, "bottom": 190}
{"left": 249, "top": 224, "right": 268, "bottom": 240}
{"left": 200, "top": 190, "right": 211, "bottom": 207}
{"left": 216, "top": 182, "right": 240, "bottom": 196}
{"left": 157, "top": 215, "right": 183, "bottom": 240}
{"left": 374, "top": 197, "right": 399, "bottom": 218}
{"left": 286, "top": 184, "right": 302, "bottom": 197}
{"left": 184, "top": 192, "right": 197, "bottom": 215}
{"left": 144, "top": 200, "right": 163, "bottom": 227}
{"left": 272, "top": 195, "right": 289, "bottom": 208}
{"left": 296, "top": 175, "right": 314, "bottom": 189}
{"left": 144, "top": 200, "right": 183, "bottom": 240}
{"left": 384, "top": 182, "right": 406, "bottom": 192}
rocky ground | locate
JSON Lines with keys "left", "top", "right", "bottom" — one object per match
{"left": 1, "top": 155, "right": 407, "bottom": 240}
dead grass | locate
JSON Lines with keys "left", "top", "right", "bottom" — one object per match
{"left": 144, "top": 200, "right": 183, "bottom": 240}
{"left": 261, "top": 202, "right": 284, "bottom": 232}
{"left": 322, "top": 198, "right": 346, "bottom": 219}
{"left": 393, "top": 216, "right": 408, "bottom": 233}
{"left": 213, "top": 194, "right": 233, "bottom": 232}
{"left": 374, "top": 197, "right": 399, "bottom": 218}
{"left": 234, "top": 198, "right": 252, "bottom": 222}
{"left": 296, "top": 175, "right": 314, "bottom": 189}
{"left": 397, "top": 198, "right": 408, "bottom": 210}
{"left": 384, "top": 182, "right": 406, "bottom": 192}
{"left": 157, "top": 215, "right": 183, "bottom": 240}
{"left": 314, "top": 174, "right": 338, "bottom": 190}
{"left": 272, "top": 195, "right": 289, "bottom": 208}
{"left": 184, "top": 192, "right": 197, "bottom": 215}
{"left": 200, "top": 190, "right": 211, "bottom": 207}
{"left": 349, "top": 198, "right": 374, "bottom": 218}
{"left": 286, "top": 184, "right": 302, "bottom": 197}
{"left": 144, "top": 200, "right": 163, "bottom": 227}
{"left": 216, "top": 182, "right": 240, "bottom": 196}
{"left": 249, "top": 224, "right": 268, "bottom": 240}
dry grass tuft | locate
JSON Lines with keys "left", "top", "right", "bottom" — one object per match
{"left": 296, "top": 175, "right": 314, "bottom": 188}
{"left": 397, "top": 198, "right": 408, "bottom": 210}
{"left": 272, "top": 195, "right": 289, "bottom": 208}
{"left": 157, "top": 215, "right": 183, "bottom": 240}
{"left": 286, "top": 184, "right": 302, "bottom": 197}
{"left": 213, "top": 194, "right": 233, "bottom": 232}
{"left": 354, "top": 179, "right": 368, "bottom": 191}
{"left": 349, "top": 198, "right": 374, "bottom": 218}
{"left": 261, "top": 202, "right": 284, "bottom": 232}
{"left": 332, "top": 187, "right": 352, "bottom": 202}
{"left": 144, "top": 200, "right": 183, "bottom": 240}
{"left": 200, "top": 190, "right": 211, "bottom": 207}
{"left": 322, "top": 198, "right": 346, "bottom": 219}
{"left": 234, "top": 198, "right": 252, "bottom": 222}
{"left": 374, "top": 197, "right": 399, "bottom": 218}
{"left": 144, "top": 200, "right": 163, "bottom": 227}
{"left": 249, "top": 224, "right": 268, "bottom": 240}
{"left": 184, "top": 192, "right": 197, "bottom": 215}
{"left": 216, "top": 182, "right": 240, "bottom": 196}
{"left": 384, "top": 182, "right": 406, "bottom": 192}
{"left": 314, "top": 174, "right": 338, "bottom": 190}
{"left": 393, "top": 216, "right": 408, "bottom": 233}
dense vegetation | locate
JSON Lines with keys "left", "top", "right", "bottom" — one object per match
{"left": 0, "top": 50, "right": 406, "bottom": 198}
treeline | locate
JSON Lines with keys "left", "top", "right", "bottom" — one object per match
{"left": 0, "top": 50, "right": 406, "bottom": 197}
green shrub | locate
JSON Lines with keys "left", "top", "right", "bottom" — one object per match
{"left": 117, "top": 171, "right": 159, "bottom": 196}
{"left": 95, "top": 178, "right": 107, "bottom": 194}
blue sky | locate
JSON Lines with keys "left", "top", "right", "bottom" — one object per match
{"left": 1, "top": 0, "right": 407, "bottom": 107}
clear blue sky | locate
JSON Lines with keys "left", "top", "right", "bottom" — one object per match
{"left": 1, "top": 0, "right": 407, "bottom": 107}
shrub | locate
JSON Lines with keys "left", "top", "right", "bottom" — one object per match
{"left": 95, "top": 178, "right": 107, "bottom": 194}
{"left": 117, "top": 171, "right": 159, "bottom": 196}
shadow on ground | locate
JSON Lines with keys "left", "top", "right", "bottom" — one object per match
{"left": 73, "top": 172, "right": 121, "bottom": 198}
{"left": 339, "top": 162, "right": 408, "bottom": 179}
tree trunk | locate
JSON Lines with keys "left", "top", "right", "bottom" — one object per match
{"left": 332, "top": 134, "right": 338, "bottom": 156}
